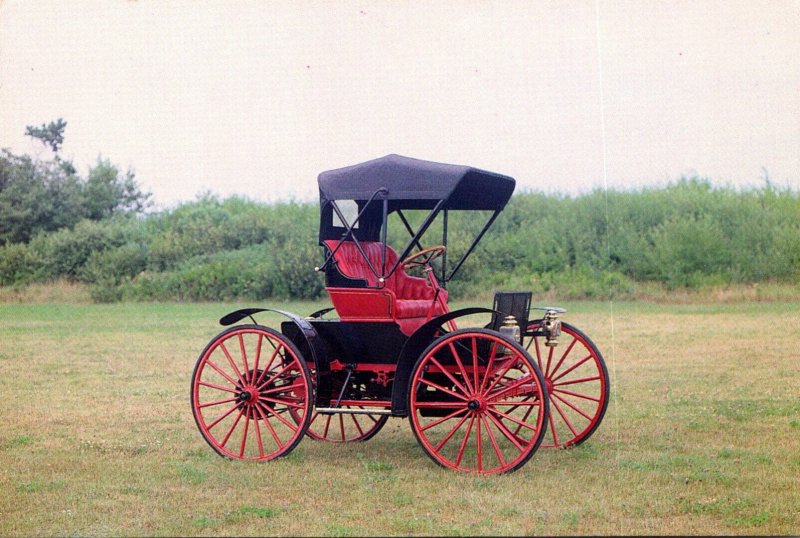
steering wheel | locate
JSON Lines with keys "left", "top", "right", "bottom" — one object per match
{"left": 401, "top": 245, "right": 446, "bottom": 269}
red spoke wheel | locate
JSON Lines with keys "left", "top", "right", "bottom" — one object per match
{"left": 408, "top": 328, "right": 549, "bottom": 474}
{"left": 524, "top": 321, "right": 609, "bottom": 448}
{"left": 191, "top": 325, "right": 313, "bottom": 461}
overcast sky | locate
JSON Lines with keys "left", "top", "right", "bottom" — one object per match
{"left": 1, "top": 1, "right": 798, "bottom": 209}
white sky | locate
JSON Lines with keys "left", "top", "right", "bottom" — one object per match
{"left": 1, "top": 1, "right": 798, "bottom": 209}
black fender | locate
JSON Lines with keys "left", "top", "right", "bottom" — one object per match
{"left": 218, "top": 307, "right": 332, "bottom": 406}
{"left": 390, "top": 307, "right": 501, "bottom": 416}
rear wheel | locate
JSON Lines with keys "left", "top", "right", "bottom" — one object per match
{"left": 524, "top": 321, "right": 609, "bottom": 448}
{"left": 408, "top": 328, "right": 549, "bottom": 474}
{"left": 306, "top": 410, "right": 388, "bottom": 442}
{"left": 298, "top": 368, "right": 389, "bottom": 442}
{"left": 190, "top": 325, "right": 313, "bottom": 460}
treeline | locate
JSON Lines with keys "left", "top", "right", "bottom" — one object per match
{"left": 2, "top": 120, "right": 798, "bottom": 301}
{"left": 1, "top": 180, "right": 798, "bottom": 303}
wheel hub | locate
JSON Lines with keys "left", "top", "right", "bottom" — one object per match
{"left": 467, "top": 398, "right": 486, "bottom": 412}
{"left": 237, "top": 386, "right": 260, "bottom": 406}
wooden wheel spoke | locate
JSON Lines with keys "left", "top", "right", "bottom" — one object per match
{"left": 238, "top": 334, "right": 250, "bottom": 383}
{"left": 350, "top": 415, "right": 365, "bottom": 437}
{"left": 220, "top": 342, "right": 247, "bottom": 386}
{"left": 435, "top": 413, "right": 471, "bottom": 451}
{"left": 257, "top": 401, "right": 298, "bottom": 431}
{"left": 205, "top": 360, "right": 239, "bottom": 387}
{"left": 511, "top": 402, "right": 536, "bottom": 437}
{"left": 554, "top": 374, "right": 601, "bottom": 387}
{"left": 418, "top": 377, "right": 469, "bottom": 402}
{"left": 488, "top": 407, "right": 538, "bottom": 432}
{"left": 259, "top": 395, "right": 305, "bottom": 409}
{"left": 321, "top": 414, "right": 333, "bottom": 438}
{"left": 546, "top": 337, "right": 578, "bottom": 379}
{"left": 485, "top": 411, "right": 527, "bottom": 452}
{"left": 412, "top": 401, "right": 465, "bottom": 409}
{"left": 255, "top": 345, "right": 284, "bottom": 386}
{"left": 471, "top": 337, "right": 480, "bottom": 397}
{"left": 482, "top": 357, "right": 519, "bottom": 396}
{"left": 553, "top": 387, "right": 600, "bottom": 402}
{"left": 205, "top": 402, "right": 240, "bottom": 430}
{"left": 490, "top": 400, "right": 541, "bottom": 407}
{"left": 256, "top": 361, "right": 296, "bottom": 392}
{"left": 255, "top": 402, "right": 283, "bottom": 447}
{"left": 552, "top": 392, "right": 594, "bottom": 421}
{"left": 251, "top": 333, "right": 263, "bottom": 384}
{"left": 547, "top": 407, "right": 559, "bottom": 445}
{"left": 239, "top": 409, "right": 251, "bottom": 457}
{"left": 220, "top": 408, "right": 245, "bottom": 448}
{"left": 480, "top": 415, "right": 506, "bottom": 468}
{"left": 454, "top": 416, "right": 475, "bottom": 467}
{"left": 485, "top": 375, "right": 533, "bottom": 401}
{"left": 448, "top": 342, "right": 475, "bottom": 394}
{"left": 420, "top": 408, "right": 468, "bottom": 432}
{"left": 428, "top": 356, "right": 471, "bottom": 397}
{"left": 198, "top": 380, "right": 238, "bottom": 394}
{"left": 260, "top": 379, "right": 308, "bottom": 397}
{"left": 544, "top": 345, "right": 555, "bottom": 378}
{"left": 551, "top": 354, "right": 593, "bottom": 383}
{"left": 550, "top": 394, "right": 579, "bottom": 437}
{"left": 199, "top": 396, "right": 239, "bottom": 409}
{"left": 478, "top": 342, "right": 498, "bottom": 393}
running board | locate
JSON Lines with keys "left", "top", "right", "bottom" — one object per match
{"left": 315, "top": 407, "right": 392, "bottom": 415}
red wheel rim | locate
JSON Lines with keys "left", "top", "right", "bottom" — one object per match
{"left": 409, "top": 329, "right": 548, "bottom": 474}
{"left": 191, "top": 326, "right": 312, "bottom": 460}
{"left": 525, "top": 321, "right": 609, "bottom": 448}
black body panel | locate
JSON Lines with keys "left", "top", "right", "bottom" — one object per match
{"left": 299, "top": 320, "right": 409, "bottom": 365}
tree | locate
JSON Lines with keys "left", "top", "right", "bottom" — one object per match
{"left": 0, "top": 121, "right": 152, "bottom": 245}
{"left": 83, "top": 158, "right": 151, "bottom": 219}
{"left": 25, "top": 118, "right": 68, "bottom": 153}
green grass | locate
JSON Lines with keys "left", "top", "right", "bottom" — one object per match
{"left": 0, "top": 298, "right": 798, "bottom": 535}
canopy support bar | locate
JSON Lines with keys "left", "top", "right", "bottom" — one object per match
{"left": 446, "top": 209, "right": 501, "bottom": 282}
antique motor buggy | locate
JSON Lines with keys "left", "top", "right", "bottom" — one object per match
{"left": 191, "top": 154, "right": 609, "bottom": 474}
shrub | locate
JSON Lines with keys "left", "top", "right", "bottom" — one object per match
{"left": 0, "top": 242, "right": 42, "bottom": 286}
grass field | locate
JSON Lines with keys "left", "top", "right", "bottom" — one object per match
{"left": 1, "top": 297, "right": 798, "bottom": 536}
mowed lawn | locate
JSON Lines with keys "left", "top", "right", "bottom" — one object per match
{"left": 0, "top": 299, "right": 798, "bottom": 536}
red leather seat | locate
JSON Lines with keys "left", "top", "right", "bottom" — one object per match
{"left": 323, "top": 240, "right": 448, "bottom": 319}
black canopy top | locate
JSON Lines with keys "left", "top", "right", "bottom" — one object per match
{"left": 318, "top": 154, "right": 515, "bottom": 211}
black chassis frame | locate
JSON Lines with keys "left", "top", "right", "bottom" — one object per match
{"left": 218, "top": 306, "right": 538, "bottom": 417}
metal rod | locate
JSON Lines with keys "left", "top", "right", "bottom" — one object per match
{"left": 391, "top": 200, "right": 445, "bottom": 275}
{"left": 333, "top": 367, "right": 353, "bottom": 408}
{"left": 441, "top": 208, "right": 448, "bottom": 286}
{"left": 314, "top": 408, "right": 393, "bottom": 415}
{"left": 319, "top": 188, "right": 387, "bottom": 274}
{"left": 381, "top": 198, "right": 388, "bottom": 275}
{"left": 397, "top": 210, "right": 425, "bottom": 252}
{"left": 446, "top": 209, "right": 501, "bottom": 281}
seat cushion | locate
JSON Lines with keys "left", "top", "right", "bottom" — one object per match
{"left": 323, "top": 240, "right": 449, "bottom": 319}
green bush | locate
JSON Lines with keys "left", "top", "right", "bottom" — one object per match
{"left": 124, "top": 245, "right": 279, "bottom": 302}
{"left": 29, "top": 218, "right": 138, "bottom": 280}
{"left": 0, "top": 242, "right": 41, "bottom": 286}
{"left": 2, "top": 177, "right": 798, "bottom": 302}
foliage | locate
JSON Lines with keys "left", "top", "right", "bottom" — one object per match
{"left": 0, "top": 151, "right": 150, "bottom": 245}
{"left": 25, "top": 118, "right": 67, "bottom": 153}
{"left": 1, "top": 171, "right": 798, "bottom": 302}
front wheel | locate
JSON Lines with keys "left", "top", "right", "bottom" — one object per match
{"left": 523, "top": 321, "right": 609, "bottom": 448}
{"left": 190, "top": 325, "right": 313, "bottom": 461}
{"left": 408, "top": 328, "right": 549, "bottom": 474}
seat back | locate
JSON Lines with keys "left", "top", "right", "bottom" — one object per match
{"left": 322, "top": 240, "right": 399, "bottom": 288}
